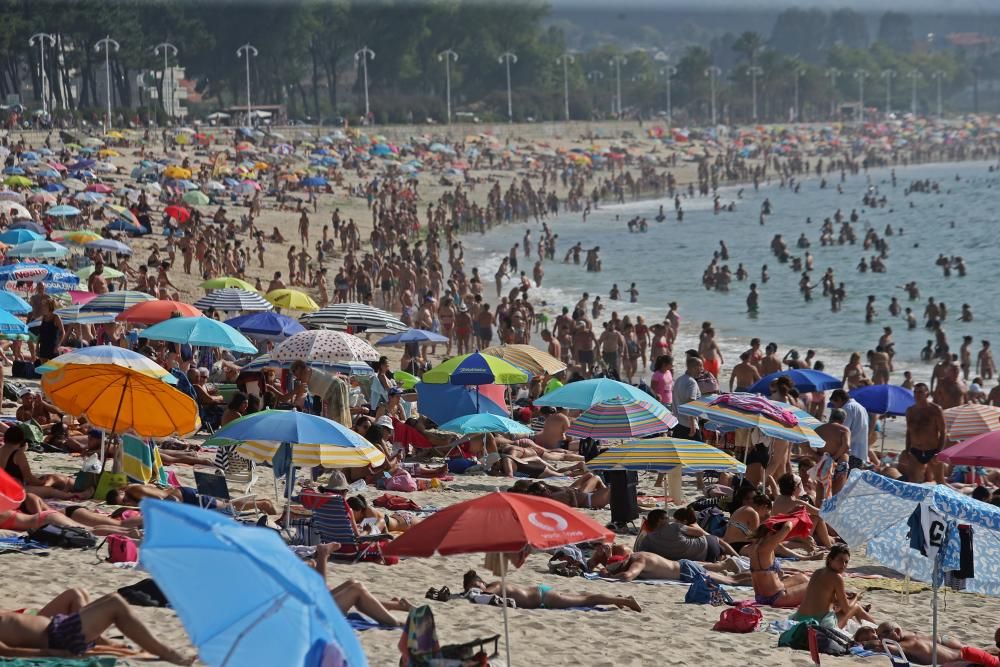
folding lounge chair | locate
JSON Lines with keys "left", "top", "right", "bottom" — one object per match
{"left": 300, "top": 491, "right": 391, "bottom": 563}
{"left": 399, "top": 604, "right": 500, "bottom": 667}
{"left": 213, "top": 446, "right": 259, "bottom": 496}
{"left": 193, "top": 470, "right": 260, "bottom": 519}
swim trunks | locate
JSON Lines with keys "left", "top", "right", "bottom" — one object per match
{"left": 47, "top": 613, "right": 93, "bottom": 655}
{"left": 703, "top": 358, "right": 721, "bottom": 378}
{"left": 909, "top": 448, "right": 940, "bottom": 465}
{"left": 678, "top": 559, "right": 708, "bottom": 583}
{"left": 577, "top": 349, "right": 595, "bottom": 365}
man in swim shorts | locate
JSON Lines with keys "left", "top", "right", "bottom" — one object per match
{"left": 903, "top": 383, "right": 946, "bottom": 483}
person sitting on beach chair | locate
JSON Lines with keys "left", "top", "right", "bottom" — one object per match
{"left": 0, "top": 592, "right": 194, "bottom": 664}
{"left": 106, "top": 483, "right": 276, "bottom": 515}
{"left": 461, "top": 570, "right": 642, "bottom": 612}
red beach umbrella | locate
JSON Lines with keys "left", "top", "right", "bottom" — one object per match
{"left": 116, "top": 300, "right": 203, "bottom": 325}
{"left": 164, "top": 205, "right": 191, "bottom": 223}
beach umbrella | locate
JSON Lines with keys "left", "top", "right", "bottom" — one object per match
{"left": 590, "top": 437, "right": 746, "bottom": 472}
{"left": 822, "top": 469, "right": 1000, "bottom": 664}
{"left": 182, "top": 190, "right": 210, "bottom": 206}
{"left": 301, "top": 176, "right": 327, "bottom": 187}
{"left": 200, "top": 276, "right": 255, "bottom": 291}
{"left": 533, "top": 378, "right": 657, "bottom": 410}
{"left": 36, "top": 346, "right": 177, "bottom": 382}
{"left": 0, "top": 229, "right": 43, "bottom": 245}
{"left": 59, "top": 230, "right": 102, "bottom": 245}
{"left": 0, "top": 262, "right": 50, "bottom": 283}
{"left": 42, "top": 363, "right": 197, "bottom": 437}
{"left": 75, "top": 264, "right": 125, "bottom": 280}
{"left": 194, "top": 288, "right": 273, "bottom": 312}
{"left": 8, "top": 239, "right": 69, "bottom": 258}
{"left": 0, "top": 190, "right": 24, "bottom": 202}
{"left": 79, "top": 290, "right": 155, "bottom": 313}
{"left": 141, "top": 316, "right": 258, "bottom": 354}
{"left": 437, "top": 413, "right": 533, "bottom": 436}
{"left": 264, "top": 289, "right": 319, "bottom": 313}
{"left": 30, "top": 305, "right": 116, "bottom": 329}
{"left": 937, "top": 431, "right": 1000, "bottom": 467}
{"left": 394, "top": 370, "right": 419, "bottom": 391}
{"left": 678, "top": 394, "right": 825, "bottom": 447}
{"left": 85, "top": 183, "right": 113, "bottom": 194}
{"left": 9, "top": 220, "right": 46, "bottom": 234}
{"left": 62, "top": 177, "right": 86, "bottom": 191}
{"left": 300, "top": 302, "right": 404, "bottom": 331}
{"left": 0, "top": 291, "right": 31, "bottom": 315}
{"left": 384, "top": 492, "right": 614, "bottom": 666}
{"left": 272, "top": 329, "right": 378, "bottom": 364}
{"left": 0, "top": 310, "right": 28, "bottom": 336}
{"left": 73, "top": 191, "right": 106, "bottom": 204}
{"left": 0, "top": 202, "right": 32, "bottom": 219}
{"left": 3, "top": 175, "right": 31, "bottom": 188}
{"left": 414, "top": 382, "right": 508, "bottom": 425}
{"left": 482, "top": 344, "right": 567, "bottom": 376}
{"left": 422, "top": 351, "right": 528, "bottom": 386}
{"left": 849, "top": 384, "right": 915, "bottom": 416}
{"left": 567, "top": 396, "right": 677, "bottom": 440}
{"left": 67, "top": 290, "right": 98, "bottom": 305}
{"left": 85, "top": 238, "right": 132, "bottom": 255}
{"left": 164, "top": 205, "right": 191, "bottom": 223}
{"left": 106, "top": 219, "right": 145, "bottom": 235}
{"left": 117, "top": 300, "right": 203, "bottom": 325}
{"left": 943, "top": 404, "right": 1000, "bottom": 441}
{"left": 237, "top": 354, "right": 374, "bottom": 377}
{"left": 375, "top": 328, "right": 448, "bottom": 345}
{"left": 224, "top": 311, "right": 305, "bottom": 341}
{"left": 746, "top": 369, "right": 842, "bottom": 394}
{"left": 139, "top": 499, "right": 368, "bottom": 667}
{"left": 163, "top": 165, "right": 192, "bottom": 179}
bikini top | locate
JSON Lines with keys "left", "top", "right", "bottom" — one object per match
{"left": 749, "top": 546, "right": 783, "bottom": 575}
{"left": 1, "top": 449, "right": 24, "bottom": 482}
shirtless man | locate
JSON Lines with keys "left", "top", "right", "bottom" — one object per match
{"left": 532, "top": 413, "right": 580, "bottom": 458}
{"left": 759, "top": 342, "right": 783, "bottom": 376}
{"left": 597, "top": 322, "right": 626, "bottom": 377}
{"left": 0, "top": 593, "right": 194, "bottom": 664}
{"left": 814, "top": 409, "right": 851, "bottom": 502}
{"left": 298, "top": 210, "right": 310, "bottom": 244}
{"left": 541, "top": 329, "right": 561, "bottom": 363}
{"left": 598, "top": 547, "right": 749, "bottom": 585}
{"left": 902, "top": 383, "right": 947, "bottom": 484}
{"left": 572, "top": 321, "right": 598, "bottom": 375}
{"left": 729, "top": 351, "right": 761, "bottom": 392}
{"left": 87, "top": 263, "right": 109, "bottom": 294}
{"left": 870, "top": 622, "right": 1000, "bottom": 666}
{"left": 789, "top": 544, "right": 874, "bottom": 630}
{"left": 461, "top": 570, "right": 641, "bottom": 612}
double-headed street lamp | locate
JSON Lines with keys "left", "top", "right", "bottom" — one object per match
{"left": 354, "top": 46, "right": 375, "bottom": 122}
{"left": 660, "top": 65, "right": 677, "bottom": 126}
{"left": 95, "top": 36, "right": 120, "bottom": 132}
{"left": 748, "top": 65, "right": 763, "bottom": 121}
{"left": 705, "top": 66, "right": 722, "bottom": 125}
{"left": 29, "top": 33, "right": 56, "bottom": 115}
{"left": 556, "top": 53, "right": 574, "bottom": 121}
{"left": 498, "top": 51, "right": 517, "bottom": 123}
{"left": 880, "top": 69, "right": 895, "bottom": 117}
{"left": 236, "top": 43, "right": 258, "bottom": 127}
{"left": 609, "top": 55, "right": 627, "bottom": 118}
{"left": 153, "top": 42, "right": 178, "bottom": 122}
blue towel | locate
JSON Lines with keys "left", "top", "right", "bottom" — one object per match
{"left": 345, "top": 612, "right": 397, "bottom": 631}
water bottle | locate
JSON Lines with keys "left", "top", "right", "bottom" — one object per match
{"left": 347, "top": 479, "right": 368, "bottom": 493}
{"left": 81, "top": 454, "right": 101, "bottom": 473}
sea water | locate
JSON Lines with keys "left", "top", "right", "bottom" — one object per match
{"left": 464, "top": 160, "right": 1000, "bottom": 381}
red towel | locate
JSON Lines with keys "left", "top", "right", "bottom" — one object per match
{"left": 392, "top": 417, "right": 433, "bottom": 449}
{"left": 763, "top": 507, "right": 814, "bottom": 539}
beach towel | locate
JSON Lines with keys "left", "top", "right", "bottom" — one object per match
{"left": 762, "top": 507, "right": 814, "bottom": 539}
{"left": 121, "top": 436, "right": 167, "bottom": 485}
{"left": 0, "top": 536, "right": 49, "bottom": 556}
{"left": 345, "top": 612, "right": 397, "bottom": 632}
{"left": 709, "top": 394, "right": 798, "bottom": 427}
{"left": 0, "top": 659, "right": 117, "bottom": 666}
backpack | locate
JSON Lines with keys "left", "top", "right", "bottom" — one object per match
{"left": 28, "top": 524, "right": 97, "bottom": 549}
{"left": 713, "top": 605, "right": 763, "bottom": 633}
{"left": 697, "top": 507, "right": 729, "bottom": 538}
{"left": 778, "top": 620, "right": 852, "bottom": 657}
{"left": 684, "top": 573, "right": 734, "bottom": 606}
{"left": 105, "top": 535, "right": 139, "bottom": 563}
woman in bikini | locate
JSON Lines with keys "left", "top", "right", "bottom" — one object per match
{"left": 346, "top": 495, "right": 421, "bottom": 533}
{"left": 748, "top": 521, "right": 811, "bottom": 607}
{"left": 518, "top": 473, "right": 611, "bottom": 509}
{"left": 0, "top": 427, "right": 79, "bottom": 500}
{"left": 842, "top": 352, "right": 868, "bottom": 390}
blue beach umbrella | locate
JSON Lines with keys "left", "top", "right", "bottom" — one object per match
{"left": 139, "top": 499, "right": 368, "bottom": 667}
{"left": 437, "top": 413, "right": 533, "bottom": 436}
{"left": 0, "top": 229, "right": 43, "bottom": 244}
{"left": 375, "top": 328, "right": 448, "bottom": 345}
{"left": 415, "top": 381, "right": 509, "bottom": 425}
{"left": 225, "top": 311, "right": 305, "bottom": 341}
{"left": 533, "top": 377, "right": 657, "bottom": 410}
{"left": 849, "top": 384, "right": 915, "bottom": 416}
{"left": 141, "top": 316, "right": 258, "bottom": 354}
{"left": 0, "top": 291, "right": 31, "bottom": 315}
{"left": 9, "top": 220, "right": 46, "bottom": 234}
{"left": 301, "top": 176, "right": 327, "bottom": 187}
{"left": 85, "top": 238, "right": 132, "bottom": 255}
{"left": 0, "top": 310, "right": 28, "bottom": 335}
{"left": 747, "top": 369, "right": 842, "bottom": 394}
{"left": 8, "top": 239, "right": 68, "bottom": 258}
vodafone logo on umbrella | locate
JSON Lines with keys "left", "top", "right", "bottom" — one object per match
{"left": 527, "top": 511, "right": 569, "bottom": 533}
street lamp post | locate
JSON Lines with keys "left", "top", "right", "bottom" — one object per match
{"left": 556, "top": 53, "right": 574, "bottom": 122}
{"left": 854, "top": 69, "right": 869, "bottom": 123}
{"left": 94, "top": 36, "right": 119, "bottom": 133}
{"left": 29, "top": 33, "right": 56, "bottom": 116}
{"left": 236, "top": 43, "right": 258, "bottom": 128}
{"left": 153, "top": 42, "right": 178, "bottom": 122}
{"left": 660, "top": 65, "right": 676, "bottom": 126}
{"left": 609, "top": 55, "right": 627, "bottom": 118}
{"left": 705, "top": 66, "right": 722, "bottom": 126}
{"left": 908, "top": 70, "right": 922, "bottom": 116}
{"left": 825, "top": 67, "right": 840, "bottom": 119}
{"left": 498, "top": 51, "right": 517, "bottom": 123}
{"left": 931, "top": 70, "right": 945, "bottom": 118}
{"left": 748, "top": 65, "right": 763, "bottom": 122}
{"left": 438, "top": 48, "right": 458, "bottom": 124}
{"left": 354, "top": 46, "right": 375, "bottom": 123}
{"left": 880, "top": 69, "right": 895, "bottom": 117}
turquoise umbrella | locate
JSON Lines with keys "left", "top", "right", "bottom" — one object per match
{"left": 437, "top": 413, "right": 533, "bottom": 435}
{"left": 0, "top": 310, "right": 28, "bottom": 335}
{"left": 141, "top": 316, "right": 258, "bottom": 354}
{"left": 139, "top": 499, "right": 368, "bottom": 667}
{"left": 0, "top": 229, "right": 43, "bottom": 244}
{"left": 533, "top": 378, "right": 658, "bottom": 410}
{"left": 0, "top": 291, "right": 31, "bottom": 315}
{"left": 46, "top": 204, "right": 82, "bottom": 217}
{"left": 8, "top": 239, "right": 69, "bottom": 258}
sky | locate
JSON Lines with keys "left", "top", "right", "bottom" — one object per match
{"left": 547, "top": 0, "right": 995, "bottom": 11}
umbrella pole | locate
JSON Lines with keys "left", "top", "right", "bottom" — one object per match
{"left": 283, "top": 463, "right": 296, "bottom": 539}
{"left": 931, "top": 578, "right": 939, "bottom": 667}
{"left": 499, "top": 554, "right": 512, "bottom": 667}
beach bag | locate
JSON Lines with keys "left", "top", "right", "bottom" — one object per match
{"left": 697, "top": 507, "right": 729, "bottom": 538}
{"left": 713, "top": 605, "right": 762, "bottom": 633}
{"left": 105, "top": 534, "right": 138, "bottom": 563}
{"left": 386, "top": 469, "right": 417, "bottom": 493}
{"left": 94, "top": 471, "right": 128, "bottom": 502}
{"left": 28, "top": 524, "right": 97, "bottom": 549}
{"left": 372, "top": 493, "right": 421, "bottom": 511}
{"left": 685, "top": 573, "right": 734, "bottom": 606}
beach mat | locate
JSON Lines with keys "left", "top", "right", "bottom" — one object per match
{"left": 847, "top": 577, "right": 930, "bottom": 594}
{"left": 346, "top": 612, "right": 398, "bottom": 631}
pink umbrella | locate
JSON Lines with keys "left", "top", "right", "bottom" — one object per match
{"left": 240, "top": 180, "right": 261, "bottom": 191}
{"left": 937, "top": 431, "right": 1000, "bottom": 467}
{"left": 86, "top": 183, "right": 113, "bottom": 194}
{"left": 68, "top": 290, "right": 98, "bottom": 305}
{"left": 47, "top": 162, "right": 67, "bottom": 172}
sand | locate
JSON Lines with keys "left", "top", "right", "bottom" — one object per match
{"left": 3, "top": 122, "right": 999, "bottom": 665}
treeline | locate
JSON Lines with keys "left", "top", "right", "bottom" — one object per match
{"left": 0, "top": 0, "right": 991, "bottom": 124}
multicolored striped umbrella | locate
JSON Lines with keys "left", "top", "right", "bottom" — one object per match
{"left": 677, "top": 395, "right": 823, "bottom": 447}
{"left": 567, "top": 396, "right": 677, "bottom": 440}
{"left": 236, "top": 439, "right": 385, "bottom": 468}
{"left": 943, "top": 404, "right": 1000, "bottom": 441}
{"left": 79, "top": 290, "right": 155, "bottom": 313}
{"left": 36, "top": 345, "right": 177, "bottom": 383}
{"left": 588, "top": 438, "right": 746, "bottom": 473}
{"left": 194, "top": 288, "right": 273, "bottom": 312}
{"left": 482, "top": 344, "right": 567, "bottom": 376}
